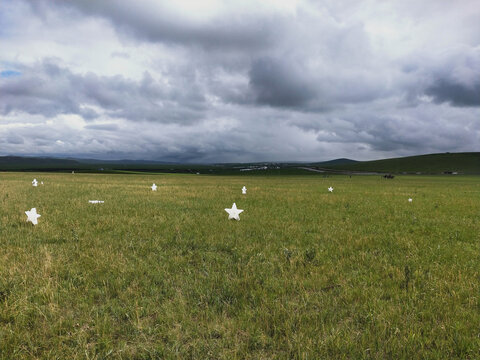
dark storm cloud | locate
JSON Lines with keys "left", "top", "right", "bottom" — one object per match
{"left": 14, "top": 0, "right": 393, "bottom": 113}
{"left": 0, "top": 59, "right": 207, "bottom": 123}
{"left": 249, "top": 57, "right": 316, "bottom": 108}
{"left": 25, "top": 0, "right": 283, "bottom": 51}
{"left": 410, "top": 45, "right": 480, "bottom": 107}
{"left": 246, "top": 55, "right": 389, "bottom": 111}
{"left": 426, "top": 79, "right": 480, "bottom": 107}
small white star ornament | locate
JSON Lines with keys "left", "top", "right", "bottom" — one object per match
{"left": 25, "top": 208, "right": 41, "bottom": 225}
{"left": 242, "top": 186, "right": 247, "bottom": 194}
{"left": 32, "top": 179, "right": 38, "bottom": 187}
{"left": 151, "top": 183, "right": 157, "bottom": 191}
{"left": 225, "top": 203, "right": 244, "bottom": 221}
{"left": 328, "top": 186, "right": 334, "bottom": 192}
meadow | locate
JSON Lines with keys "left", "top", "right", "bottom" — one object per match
{"left": 0, "top": 172, "right": 479, "bottom": 359}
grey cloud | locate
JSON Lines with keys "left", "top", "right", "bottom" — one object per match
{"left": 425, "top": 46, "right": 480, "bottom": 106}
{"left": 110, "top": 51, "right": 130, "bottom": 59}
{"left": 2, "top": 0, "right": 480, "bottom": 162}
{"left": 427, "top": 79, "right": 480, "bottom": 107}
{"left": 247, "top": 55, "right": 389, "bottom": 111}
{"left": 0, "top": 59, "right": 207, "bottom": 124}
{"left": 249, "top": 57, "right": 317, "bottom": 108}
{"left": 16, "top": 0, "right": 392, "bottom": 114}
{"left": 411, "top": 46, "right": 480, "bottom": 107}
{"left": 6, "top": 134, "right": 24, "bottom": 144}
{"left": 84, "top": 123, "right": 119, "bottom": 131}
{"left": 287, "top": 101, "right": 480, "bottom": 156}
{"left": 25, "top": 0, "right": 283, "bottom": 51}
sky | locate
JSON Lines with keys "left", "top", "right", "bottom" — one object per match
{"left": 1, "top": 0, "right": 479, "bottom": 163}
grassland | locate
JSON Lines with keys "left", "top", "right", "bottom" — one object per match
{"left": 0, "top": 172, "right": 479, "bottom": 359}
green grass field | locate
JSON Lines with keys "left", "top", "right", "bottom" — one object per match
{"left": 1, "top": 172, "right": 479, "bottom": 359}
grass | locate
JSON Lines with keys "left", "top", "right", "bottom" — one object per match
{"left": 0, "top": 172, "right": 479, "bottom": 359}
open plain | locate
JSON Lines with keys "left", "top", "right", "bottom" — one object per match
{"left": 0, "top": 172, "right": 479, "bottom": 359}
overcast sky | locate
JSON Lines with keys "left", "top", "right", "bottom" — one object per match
{"left": 1, "top": 0, "right": 479, "bottom": 162}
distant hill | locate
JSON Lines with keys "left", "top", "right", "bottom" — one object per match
{"left": 314, "top": 158, "right": 358, "bottom": 166}
{"left": 72, "top": 158, "right": 179, "bottom": 165}
{"left": 1, "top": 153, "right": 480, "bottom": 174}
{"left": 0, "top": 156, "right": 81, "bottom": 170}
{"left": 321, "top": 152, "right": 480, "bottom": 174}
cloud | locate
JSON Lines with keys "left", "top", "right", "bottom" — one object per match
{"left": 0, "top": 59, "right": 207, "bottom": 124}
{"left": 1, "top": 0, "right": 479, "bottom": 162}
{"left": 424, "top": 46, "right": 480, "bottom": 106}
{"left": 24, "top": 0, "right": 288, "bottom": 51}
{"left": 427, "top": 79, "right": 480, "bottom": 107}
{"left": 83, "top": 123, "right": 119, "bottom": 131}
{"left": 6, "top": 134, "right": 24, "bottom": 144}
{"left": 249, "top": 57, "right": 316, "bottom": 108}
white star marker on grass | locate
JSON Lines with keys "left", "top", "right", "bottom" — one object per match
{"left": 25, "top": 208, "right": 41, "bottom": 225}
{"left": 32, "top": 179, "right": 38, "bottom": 187}
{"left": 151, "top": 183, "right": 157, "bottom": 191}
{"left": 242, "top": 186, "right": 247, "bottom": 194}
{"left": 225, "top": 203, "right": 244, "bottom": 221}
{"left": 328, "top": 186, "right": 334, "bottom": 192}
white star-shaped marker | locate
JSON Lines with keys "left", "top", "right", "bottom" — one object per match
{"left": 225, "top": 203, "right": 244, "bottom": 221}
{"left": 25, "top": 208, "right": 41, "bottom": 225}
{"left": 328, "top": 186, "right": 334, "bottom": 192}
{"left": 151, "top": 183, "right": 157, "bottom": 191}
{"left": 408, "top": 198, "right": 413, "bottom": 203}
{"left": 242, "top": 186, "right": 247, "bottom": 194}
{"left": 32, "top": 179, "right": 38, "bottom": 187}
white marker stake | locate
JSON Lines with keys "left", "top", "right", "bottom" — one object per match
{"left": 88, "top": 200, "right": 104, "bottom": 204}
{"left": 225, "top": 203, "right": 244, "bottom": 221}
{"left": 25, "top": 208, "right": 41, "bottom": 225}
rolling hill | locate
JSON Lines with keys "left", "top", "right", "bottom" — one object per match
{"left": 319, "top": 152, "right": 480, "bottom": 174}
{"left": 0, "top": 156, "right": 82, "bottom": 171}
{"left": 1, "top": 152, "right": 480, "bottom": 174}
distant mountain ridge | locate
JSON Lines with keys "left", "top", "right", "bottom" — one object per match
{"left": 0, "top": 156, "right": 183, "bottom": 171}
{"left": 0, "top": 156, "right": 80, "bottom": 168}
{"left": 0, "top": 152, "right": 479, "bottom": 174}
{"left": 313, "top": 158, "right": 358, "bottom": 166}
{"left": 319, "top": 152, "right": 480, "bottom": 174}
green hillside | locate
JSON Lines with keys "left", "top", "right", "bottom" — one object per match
{"left": 0, "top": 156, "right": 82, "bottom": 171}
{"left": 322, "top": 152, "right": 480, "bottom": 174}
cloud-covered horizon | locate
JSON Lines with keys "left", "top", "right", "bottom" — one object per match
{"left": 1, "top": 0, "right": 479, "bottom": 162}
